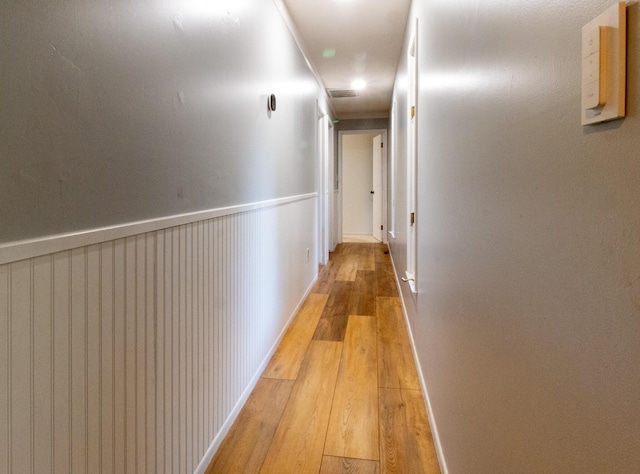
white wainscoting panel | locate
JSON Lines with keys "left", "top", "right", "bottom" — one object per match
{"left": 0, "top": 195, "right": 317, "bottom": 473}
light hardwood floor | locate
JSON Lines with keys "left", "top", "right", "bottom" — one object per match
{"left": 207, "top": 243, "right": 440, "bottom": 474}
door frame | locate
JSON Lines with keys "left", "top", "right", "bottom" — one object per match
{"left": 406, "top": 20, "right": 418, "bottom": 294}
{"left": 372, "top": 133, "right": 383, "bottom": 241}
{"left": 337, "top": 128, "right": 388, "bottom": 244}
{"left": 316, "top": 104, "right": 332, "bottom": 265}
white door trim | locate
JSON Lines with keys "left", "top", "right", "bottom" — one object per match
{"left": 317, "top": 104, "right": 330, "bottom": 265}
{"left": 337, "top": 128, "right": 388, "bottom": 245}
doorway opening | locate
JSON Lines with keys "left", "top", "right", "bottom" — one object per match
{"left": 337, "top": 129, "right": 388, "bottom": 245}
{"left": 317, "top": 105, "right": 333, "bottom": 265}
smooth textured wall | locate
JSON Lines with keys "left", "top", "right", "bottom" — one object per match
{"left": 0, "top": 0, "right": 319, "bottom": 243}
{"left": 334, "top": 118, "right": 390, "bottom": 132}
{"left": 391, "top": 0, "right": 640, "bottom": 472}
{"left": 0, "top": 0, "right": 326, "bottom": 471}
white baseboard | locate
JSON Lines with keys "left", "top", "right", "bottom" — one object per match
{"left": 194, "top": 275, "right": 318, "bottom": 473}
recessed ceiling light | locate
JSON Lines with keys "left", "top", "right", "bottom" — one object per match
{"left": 351, "top": 79, "right": 367, "bottom": 90}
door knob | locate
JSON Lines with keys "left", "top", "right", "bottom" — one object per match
{"left": 370, "top": 190, "right": 375, "bottom": 194}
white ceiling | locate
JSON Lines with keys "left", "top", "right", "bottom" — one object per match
{"left": 280, "top": 0, "right": 411, "bottom": 120}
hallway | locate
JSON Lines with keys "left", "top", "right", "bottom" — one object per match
{"left": 207, "top": 243, "right": 440, "bottom": 473}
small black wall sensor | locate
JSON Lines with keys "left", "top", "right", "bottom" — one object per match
{"left": 268, "top": 94, "right": 276, "bottom": 112}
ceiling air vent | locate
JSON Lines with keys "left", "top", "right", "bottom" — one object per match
{"left": 327, "top": 89, "right": 357, "bottom": 98}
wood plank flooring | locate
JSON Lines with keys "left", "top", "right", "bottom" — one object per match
{"left": 207, "top": 243, "right": 440, "bottom": 474}
{"left": 324, "top": 316, "right": 378, "bottom": 460}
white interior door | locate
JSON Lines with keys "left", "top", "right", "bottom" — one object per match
{"left": 317, "top": 110, "right": 329, "bottom": 265}
{"left": 342, "top": 133, "right": 375, "bottom": 236}
{"left": 372, "top": 134, "right": 382, "bottom": 241}
{"left": 406, "top": 23, "right": 418, "bottom": 293}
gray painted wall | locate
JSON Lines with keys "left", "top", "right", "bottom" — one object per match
{"left": 334, "top": 118, "right": 389, "bottom": 132}
{"left": 0, "top": 0, "right": 320, "bottom": 243}
{"left": 391, "top": 0, "right": 640, "bottom": 472}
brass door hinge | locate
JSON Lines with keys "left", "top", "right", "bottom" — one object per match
{"left": 410, "top": 212, "right": 415, "bottom": 225}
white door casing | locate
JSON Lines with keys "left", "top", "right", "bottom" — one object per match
{"left": 337, "top": 129, "right": 388, "bottom": 244}
{"left": 372, "top": 134, "right": 383, "bottom": 241}
{"left": 406, "top": 22, "right": 418, "bottom": 294}
{"left": 317, "top": 107, "right": 330, "bottom": 265}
